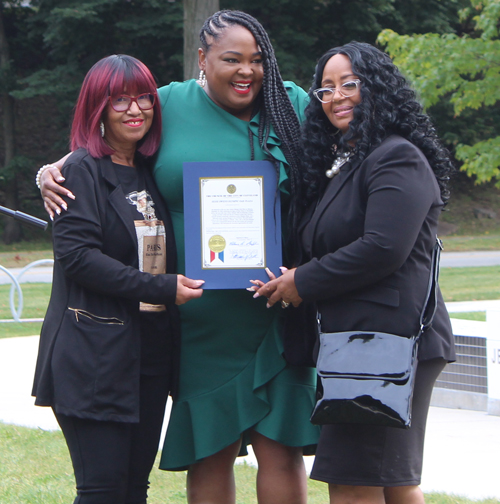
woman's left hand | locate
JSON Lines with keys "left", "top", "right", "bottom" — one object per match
{"left": 254, "top": 268, "right": 303, "bottom": 308}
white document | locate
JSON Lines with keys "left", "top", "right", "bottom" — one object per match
{"left": 200, "top": 176, "right": 265, "bottom": 269}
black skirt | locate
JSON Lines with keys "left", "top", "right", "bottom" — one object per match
{"left": 310, "top": 358, "right": 446, "bottom": 487}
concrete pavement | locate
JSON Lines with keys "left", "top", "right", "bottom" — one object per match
{"left": 0, "top": 263, "right": 54, "bottom": 285}
{"left": 1, "top": 334, "right": 500, "bottom": 501}
{"left": 440, "top": 250, "right": 500, "bottom": 268}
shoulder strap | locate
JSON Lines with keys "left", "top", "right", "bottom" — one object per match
{"left": 418, "top": 236, "right": 443, "bottom": 336}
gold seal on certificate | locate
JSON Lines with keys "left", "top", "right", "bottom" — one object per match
{"left": 227, "top": 184, "right": 236, "bottom": 194}
{"left": 208, "top": 235, "right": 226, "bottom": 252}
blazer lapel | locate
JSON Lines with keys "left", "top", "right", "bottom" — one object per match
{"left": 305, "top": 157, "right": 362, "bottom": 255}
{"left": 98, "top": 157, "right": 138, "bottom": 252}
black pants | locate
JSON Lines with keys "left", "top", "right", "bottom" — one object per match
{"left": 54, "top": 374, "right": 169, "bottom": 504}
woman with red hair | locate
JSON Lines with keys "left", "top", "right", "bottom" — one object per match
{"left": 32, "top": 54, "right": 203, "bottom": 504}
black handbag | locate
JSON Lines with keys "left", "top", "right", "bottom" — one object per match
{"left": 310, "top": 238, "right": 443, "bottom": 429}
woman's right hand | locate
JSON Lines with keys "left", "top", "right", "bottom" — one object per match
{"left": 175, "top": 275, "right": 204, "bottom": 305}
{"left": 39, "top": 154, "right": 74, "bottom": 219}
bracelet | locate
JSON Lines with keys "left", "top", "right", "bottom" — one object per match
{"left": 35, "top": 164, "right": 58, "bottom": 189}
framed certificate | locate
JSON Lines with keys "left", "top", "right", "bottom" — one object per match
{"left": 183, "top": 161, "right": 283, "bottom": 289}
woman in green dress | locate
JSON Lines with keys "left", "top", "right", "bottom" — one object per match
{"left": 39, "top": 10, "right": 319, "bottom": 504}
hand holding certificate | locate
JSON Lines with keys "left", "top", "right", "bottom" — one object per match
{"left": 183, "top": 161, "right": 283, "bottom": 289}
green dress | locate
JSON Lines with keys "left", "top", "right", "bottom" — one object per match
{"left": 154, "top": 79, "right": 319, "bottom": 470}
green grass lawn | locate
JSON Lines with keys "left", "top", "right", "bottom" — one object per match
{"left": 0, "top": 242, "right": 52, "bottom": 269}
{"left": 448, "top": 311, "right": 486, "bottom": 321}
{"left": 0, "top": 283, "right": 50, "bottom": 339}
{"left": 439, "top": 266, "right": 500, "bottom": 302}
{"left": 0, "top": 422, "right": 497, "bottom": 504}
{"left": 443, "top": 234, "right": 500, "bottom": 252}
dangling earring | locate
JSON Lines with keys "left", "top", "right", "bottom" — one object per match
{"left": 197, "top": 70, "right": 206, "bottom": 88}
{"left": 100, "top": 121, "right": 105, "bottom": 138}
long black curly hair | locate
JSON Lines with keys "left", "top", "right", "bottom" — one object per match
{"left": 297, "top": 42, "right": 453, "bottom": 213}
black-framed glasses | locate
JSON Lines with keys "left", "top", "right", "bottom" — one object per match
{"left": 109, "top": 93, "right": 156, "bottom": 112}
{"left": 313, "top": 80, "right": 361, "bottom": 103}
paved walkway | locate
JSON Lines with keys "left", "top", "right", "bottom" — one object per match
{"left": 440, "top": 250, "right": 500, "bottom": 268}
{"left": 1, "top": 335, "right": 499, "bottom": 501}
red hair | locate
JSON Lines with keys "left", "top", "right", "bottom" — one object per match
{"left": 70, "top": 54, "right": 161, "bottom": 158}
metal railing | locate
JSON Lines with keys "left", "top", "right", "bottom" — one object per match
{"left": 436, "top": 334, "right": 488, "bottom": 394}
{"left": 0, "top": 260, "right": 54, "bottom": 322}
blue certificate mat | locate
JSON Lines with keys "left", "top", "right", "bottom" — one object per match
{"left": 183, "top": 161, "right": 282, "bottom": 289}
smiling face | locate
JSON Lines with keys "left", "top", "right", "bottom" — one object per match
{"left": 102, "top": 90, "right": 154, "bottom": 154}
{"left": 198, "top": 25, "right": 264, "bottom": 121}
{"left": 320, "top": 54, "right": 361, "bottom": 135}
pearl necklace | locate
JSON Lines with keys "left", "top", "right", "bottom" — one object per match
{"left": 326, "top": 150, "right": 353, "bottom": 178}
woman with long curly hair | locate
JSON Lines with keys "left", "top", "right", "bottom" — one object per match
{"left": 255, "top": 41, "right": 456, "bottom": 504}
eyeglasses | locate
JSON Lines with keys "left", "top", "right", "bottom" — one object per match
{"left": 108, "top": 93, "right": 156, "bottom": 112}
{"left": 313, "top": 80, "right": 361, "bottom": 103}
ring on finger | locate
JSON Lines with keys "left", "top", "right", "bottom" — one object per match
{"left": 281, "top": 300, "right": 290, "bottom": 309}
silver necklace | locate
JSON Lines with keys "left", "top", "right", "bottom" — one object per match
{"left": 326, "top": 150, "right": 353, "bottom": 178}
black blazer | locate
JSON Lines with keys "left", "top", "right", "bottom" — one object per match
{"left": 295, "top": 135, "right": 455, "bottom": 362}
{"left": 32, "top": 149, "right": 181, "bottom": 422}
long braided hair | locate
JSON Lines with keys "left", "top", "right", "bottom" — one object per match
{"left": 200, "top": 10, "right": 303, "bottom": 256}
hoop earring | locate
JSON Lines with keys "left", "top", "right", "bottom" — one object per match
{"left": 197, "top": 70, "right": 206, "bottom": 88}
{"left": 100, "top": 121, "right": 105, "bottom": 138}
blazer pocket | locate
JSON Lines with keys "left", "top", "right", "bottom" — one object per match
{"left": 68, "top": 307, "right": 124, "bottom": 325}
{"left": 349, "top": 285, "right": 400, "bottom": 308}
{"left": 52, "top": 307, "right": 133, "bottom": 415}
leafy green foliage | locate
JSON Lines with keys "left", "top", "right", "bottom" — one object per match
{"left": 0, "top": 0, "right": 472, "bottom": 243}
{"left": 378, "top": 0, "right": 500, "bottom": 186}
{"left": 377, "top": 30, "right": 500, "bottom": 114}
{"left": 221, "top": 0, "right": 461, "bottom": 88}
{"left": 457, "top": 137, "right": 500, "bottom": 183}
{"left": 19, "top": 0, "right": 183, "bottom": 110}
{"left": 0, "top": 155, "right": 35, "bottom": 182}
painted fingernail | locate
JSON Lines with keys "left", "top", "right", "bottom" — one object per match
{"left": 61, "top": 203, "right": 67, "bottom": 211}
{"left": 57, "top": 176, "right": 65, "bottom": 182}
{"left": 56, "top": 208, "right": 61, "bottom": 215}
{"left": 279, "top": 266, "right": 288, "bottom": 272}
{"left": 50, "top": 215, "right": 54, "bottom": 221}
{"left": 253, "top": 292, "right": 260, "bottom": 298}
{"left": 68, "top": 193, "right": 76, "bottom": 200}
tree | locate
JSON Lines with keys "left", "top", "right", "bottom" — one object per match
{"left": 0, "top": 1, "right": 47, "bottom": 243}
{"left": 183, "top": 0, "right": 219, "bottom": 80}
{"left": 222, "top": 0, "right": 462, "bottom": 88}
{"left": 0, "top": 5, "right": 17, "bottom": 242}
{"left": 0, "top": 0, "right": 467, "bottom": 244}
{"left": 17, "top": 0, "right": 184, "bottom": 104}
{"left": 0, "top": 0, "right": 185, "bottom": 244}
{"left": 378, "top": 0, "right": 500, "bottom": 186}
